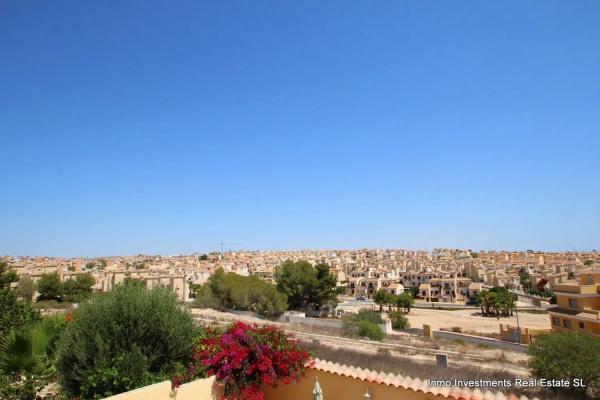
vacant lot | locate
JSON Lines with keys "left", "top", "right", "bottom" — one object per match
{"left": 405, "top": 308, "right": 551, "bottom": 334}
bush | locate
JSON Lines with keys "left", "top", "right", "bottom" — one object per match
{"left": 175, "top": 322, "right": 312, "bottom": 400}
{"left": 355, "top": 309, "right": 383, "bottom": 324}
{"left": 356, "top": 320, "right": 385, "bottom": 341}
{"left": 195, "top": 268, "right": 287, "bottom": 317}
{"left": 61, "top": 274, "right": 95, "bottom": 302}
{"left": 389, "top": 311, "right": 410, "bottom": 330}
{"left": 0, "top": 290, "right": 39, "bottom": 338}
{"left": 56, "top": 280, "right": 197, "bottom": 399}
{"left": 342, "top": 309, "right": 385, "bottom": 341}
{"left": 36, "top": 273, "right": 62, "bottom": 301}
{"left": 17, "top": 276, "right": 36, "bottom": 302}
{"left": 528, "top": 332, "right": 600, "bottom": 397}
{"left": 451, "top": 326, "right": 462, "bottom": 333}
{"left": 0, "top": 315, "right": 66, "bottom": 400}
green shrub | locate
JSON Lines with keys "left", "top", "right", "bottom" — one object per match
{"left": 195, "top": 268, "right": 287, "bottom": 317}
{"left": 355, "top": 309, "right": 383, "bottom": 324}
{"left": 342, "top": 309, "right": 385, "bottom": 341}
{"left": 56, "top": 280, "right": 197, "bottom": 399}
{"left": 388, "top": 311, "right": 410, "bottom": 330}
{"left": 528, "top": 332, "right": 600, "bottom": 396}
{"left": 0, "top": 315, "right": 66, "bottom": 400}
{"left": 356, "top": 320, "right": 385, "bottom": 341}
{"left": 0, "top": 262, "right": 39, "bottom": 337}
{"left": 451, "top": 326, "right": 462, "bottom": 333}
{"left": 0, "top": 290, "right": 39, "bottom": 338}
{"left": 36, "top": 273, "right": 62, "bottom": 301}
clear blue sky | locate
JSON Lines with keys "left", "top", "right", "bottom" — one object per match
{"left": 1, "top": 1, "right": 599, "bottom": 257}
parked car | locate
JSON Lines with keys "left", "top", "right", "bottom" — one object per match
{"left": 356, "top": 295, "right": 366, "bottom": 301}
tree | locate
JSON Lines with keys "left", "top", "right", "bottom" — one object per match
{"left": 36, "top": 272, "right": 62, "bottom": 301}
{"left": 389, "top": 311, "right": 410, "bottom": 330}
{"left": 395, "top": 292, "right": 414, "bottom": 313}
{"left": 56, "top": 280, "right": 197, "bottom": 399}
{"left": 17, "top": 276, "right": 36, "bottom": 302}
{"left": 373, "top": 289, "right": 388, "bottom": 313}
{"left": 476, "top": 291, "right": 492, "bottom": 315}
{"left": 0, "top": 261, "right": 18, "bottom": 289}
{"left": 408, "top": 287, "right": 420, "bottom": 299}
{"left": 198, "top": 254, "right": 208, "bottom": 261}
{"left": 0, "top": 316, "right": 66, "bottom": 376}
{"left": 334, "top": 286, "right": 347, "bottom": 295}
{"left": 584, "top": 259, "right": 594, "bottom": 267}
{"left": 196, "top": 268, "right": 287, "bottom": 317}
{"left": 0, "top": 262, "right": 39, "bottom": 338}
{"left": 342, "top": 310, "right": 385, "bottom": 341}
{"left": 62, "top": 274, "right": 96, "bottom": 302}
{"left": 489, "top": 287, "right": 516, "bottom": 316}
{"left": 519, "top": 271, "right": 532, "bottom": 291}
{"left": 275, "top": 260, "right": 338, "bottom": 311}
{"left": 528, "top": 332, "right": 600, "bottom": 396}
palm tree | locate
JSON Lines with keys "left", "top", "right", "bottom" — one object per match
{"left": 0, "top": 319, "right": 62, "bottom": 376}
{"left": 476, "top": 291, "right": 492, "bottom": 316}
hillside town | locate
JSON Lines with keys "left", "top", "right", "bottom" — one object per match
{"left": 3, "top": 248, "right": 598, "bottom": 304}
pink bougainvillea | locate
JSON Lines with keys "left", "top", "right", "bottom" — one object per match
{"left": 173, "top": 322, "right": 312, "bottom": 400}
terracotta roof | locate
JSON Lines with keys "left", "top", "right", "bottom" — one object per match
{"left": 310, "top": 358, "right": 537, "bottom": 400}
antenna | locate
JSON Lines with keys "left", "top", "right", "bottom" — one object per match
{"left": 215, "top": 242, "right": 240, "bottom": 257}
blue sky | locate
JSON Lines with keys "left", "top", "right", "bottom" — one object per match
{"left": 1, "top": 1, "right": 599, "bottom": 257}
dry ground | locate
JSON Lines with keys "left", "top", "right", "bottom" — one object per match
{"left": 405, "top": 308, "right": 551, "bottom": 334}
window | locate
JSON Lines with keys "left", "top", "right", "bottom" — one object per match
{"left": 569, "top": 298, "right": 578, "bottom": 309}
{"left": 579, "top": 322, "right": 585, "bottom": 329}
{"left": 552, "top": 317, "right": 560, "bottom": 326}
{"left": 563, "top": 319, "right": 572, "bottom": 329}
{"left": 588, "top": 276, "right": 594, "bottom": 284}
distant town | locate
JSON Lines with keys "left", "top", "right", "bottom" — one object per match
{"left": 4, "top": 247, "right": 598, "bottom": 306}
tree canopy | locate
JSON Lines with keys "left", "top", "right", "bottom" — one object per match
{"left": 0, "top": 261, "right": 39, "bottom": 338}
{"left": 195, "top": 268, "right": 288, "bottom": 317}
{"left": 274, "top": 260, "right": 338, "bottom": 311}
{"left": 528, "top": 332, "right": 600, "bottom": 396}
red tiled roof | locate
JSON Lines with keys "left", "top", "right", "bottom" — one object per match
{"left": 310, "top": 359, "right": 537, "bottom": 400}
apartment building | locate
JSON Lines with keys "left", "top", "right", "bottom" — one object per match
{"left": 547, "top": 271, "right": 600, "bottom": 336}
{"left": 419, "top": 277, "right": 473, "bottom": 303}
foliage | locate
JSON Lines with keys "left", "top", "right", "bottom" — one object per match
{"left": 17, "top": 276, "right": 36, "bottom": 302}
{"left": 395, "top": 292, "right": 414, "bottom": 313}
{"left": 388, "top": 311, "right": 410, "bottom": 330}
{"left": 373, "top": 289, "right": 390, "bottom": 312}
{"left": 61, "top": 274, "right": 95, "bottom": 302}
{"left": 0, "top": 261, "right": 19, "bottom": 289}
{"left": 0, "top": 373, "right": 53, "bottom": 400}
{"left": 584, "top": 259, "right": 594, "bottom": 266}
{"left": 0, "top": 315, "right": 66, "bottom": 376}
{"left": 36, "top": 273, "right": 62, "bottom": 301}
{"left": 356, "top": 320, "right": 385, "bottom": 341}
{"left": 36, "top": 272, "right": 95, "bottom": 303}
{"left": 199, "top": 254, "right": 209, "bottom": 261}
{"left": 195, "top": 268, "right": 288, "bottom": 317}
{"left": 355, "top": 309, "right": 383, "bottom": 324}
{"left": 0, "top": 315, "right": 66, "bottom": 400}
{"left": 274, "top": 260, "right": 338, "bottom": 311}
{"left": 408, "top": 287, "right": 420, "bottom": 298}
{"left": 56, "top": 280, "right": 197, "bottom": 399}
{"left": 528, "top": 332, "right": 600, "bottom": 396}
{"left": 342, "top": 309, "right": 385, "bottom": 341}
{"left": 0, "top": 262, "right": 39, "bottom": 338}
{"left": 476, "top": 288, "right": 515, "bottom": 317}
{"left": 174, "top": 322, "right": 312, "bottom": 400}
{"left": 334, "top": 286, "right": 347, "bottom": 295}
